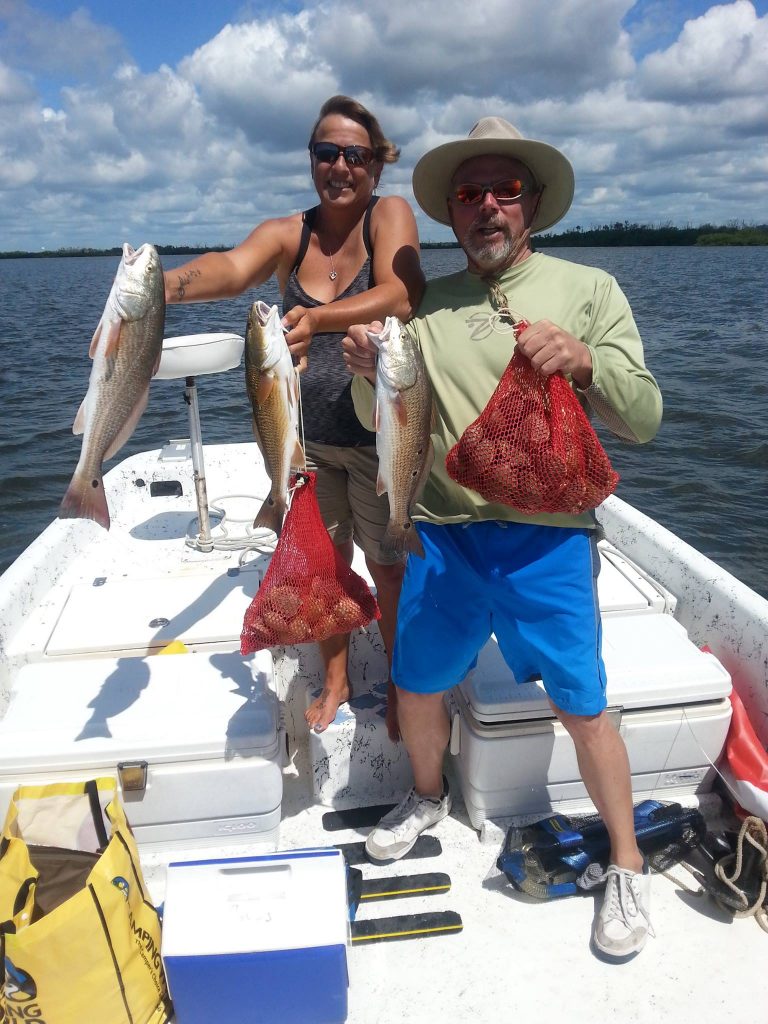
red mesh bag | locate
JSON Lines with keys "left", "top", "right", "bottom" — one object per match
{"left": 445, "top": 321, "right": 619, "bottom": 515}
{"left": 241, "top": 471, "right": 380, "bottom": 653}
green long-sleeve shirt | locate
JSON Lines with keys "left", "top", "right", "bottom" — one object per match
{"left": 352, "top": 251, "right": 662, "bottom": 529}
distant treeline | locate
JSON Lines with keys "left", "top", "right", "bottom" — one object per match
{"left": 536, "top": 222, "right": 768, "bottom": 247}
{"left": 0, "top": 244, "right": 232, "bottom": 259}
{"left": 0, "top": 242, "right": 458, "bottom": 258}
{"left": 1, "top": 224, "right": 766, "bottom": 259}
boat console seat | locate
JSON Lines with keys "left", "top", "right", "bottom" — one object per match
{"left": 156, "top": 333, "right": 244, "bottom": 380}
{"left": 156, "top": 333, "right": 245, "bottom": 551}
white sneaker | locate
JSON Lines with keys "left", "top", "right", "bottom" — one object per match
{"left": 365, "top": 786, "right": 451, "bottom": 863}
{"left": 593, "top": 863, "right": 654, "bottom": 959}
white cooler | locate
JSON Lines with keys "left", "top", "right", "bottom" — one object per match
{"left": 0, "top": 650, "right": 283, "bottom": 846}
{"left": 449, "top": 613, "right": 732, "bottom": 828}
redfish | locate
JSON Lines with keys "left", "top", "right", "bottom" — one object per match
{"left": 59, "top": 242, "right": 165, "bottom": 529}
{"left": 246, "top": 301, "right": 304, "bottom": 535}
{"left": 370, "top": 316, "right": 434, "bottom": 558}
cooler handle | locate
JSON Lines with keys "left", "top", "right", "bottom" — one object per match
{"left": 449, "top": 712, "right": 461, "bottom": 755}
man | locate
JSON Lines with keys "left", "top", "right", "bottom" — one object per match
{"left": 343, "top": 117, "right": 662, "bottom": 959}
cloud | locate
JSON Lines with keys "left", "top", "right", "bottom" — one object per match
{"left": 0, "top": 0, "right": 766, "bottom": 250}
{"left": 180, "top": 0, "right": 637, "bottom": 134}
{"left": 0, "top": 0, "right": 126, "bottom": 79}
{"left": 637, "top": 0, "right": 768, "bottom": 101}
{"left": 0, "top": 58, "right": 34, "bottom": 103}
{"left": 180, "top": 16, "right": 338, "bottom": 150}
{"left": 308, "top": 0, "right": 638, "bottom": 101}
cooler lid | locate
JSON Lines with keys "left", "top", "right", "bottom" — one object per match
{"left": 162, "top": 849, "right": 348, "bottom": 956}
{"left": 45, "top": 566, "right": 262, "bottom": 656}
{"left": 0, "top": 650, "right": 278, "bottom": 772}
{"left": 460, "top": 613, "right": 731, "bottom": 722}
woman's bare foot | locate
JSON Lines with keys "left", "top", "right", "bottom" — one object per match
{"left": 305, "top": 678, "right": 351, "bottom": 733}
{"left": 385, "top": 680, "right": 401, "bottom": 742}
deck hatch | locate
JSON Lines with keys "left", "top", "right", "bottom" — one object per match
{"left": 45, "top": 566, "right": 263, "bottom": 656}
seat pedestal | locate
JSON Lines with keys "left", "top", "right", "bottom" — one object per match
{"left": 156, "top": 332, "right": 245, "bottom": 553}
{"left": 184, "top": 375, "right": 218, "bottom": 551}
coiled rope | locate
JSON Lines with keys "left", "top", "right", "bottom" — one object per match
{"left": 712, "top": 816, "right": 768, "bottom": 931}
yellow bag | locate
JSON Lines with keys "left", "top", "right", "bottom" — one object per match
{"left": 0, "top": 777, "right": 171, "bottom": 1024}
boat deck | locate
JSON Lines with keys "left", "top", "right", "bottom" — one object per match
{"left": 0, "top": 442, "right": 764, "bottom": 1023}
{"left": 140, "top": 775, "right": 762, "bottom": 1024}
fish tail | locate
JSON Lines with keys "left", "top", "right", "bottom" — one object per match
{"left": 58, "top": 472, "right": 111, "bottom": 530}
{"left": 291, "top": 438, "right": 305, "bottom": 470}
{"left": 381, "top": 519, "right": 425, "bottom": 559}
{"left": 253, "top": 492, "right": 286, "bottom": 536}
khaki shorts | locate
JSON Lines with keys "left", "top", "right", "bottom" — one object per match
{"left": 304, "top": 440, "right": 403, "bottom": 566}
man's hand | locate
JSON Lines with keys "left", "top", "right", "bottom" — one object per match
{"left": 342, "top": 321, "right": 382, "bottom": 384}
{"left": 515, "top": 319, "right": 593, "bottom": 389}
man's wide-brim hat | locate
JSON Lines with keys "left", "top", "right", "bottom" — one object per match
{"left": 412, "top": 116, "right": 574, "bottom": 233}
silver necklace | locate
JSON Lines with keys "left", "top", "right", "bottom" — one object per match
{"left": 318, "top": 234, "right": 338, "bottom": 281}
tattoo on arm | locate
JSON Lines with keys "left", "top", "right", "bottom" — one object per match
{"left": 175, "top": 268, "right": 201, "bottom": 300}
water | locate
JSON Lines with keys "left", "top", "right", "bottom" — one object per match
{"left": 0, "top": 247, "right": 766, "bottom": 598}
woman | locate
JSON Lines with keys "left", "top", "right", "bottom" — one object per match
{"left": 165, "top": 95, "right": 424, "bottom": 738}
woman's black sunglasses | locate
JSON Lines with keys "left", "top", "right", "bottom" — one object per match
{"left": 309, "top": 142, "right": 375, "bottom": 168}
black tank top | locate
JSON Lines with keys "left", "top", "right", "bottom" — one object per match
{"left": 282, "top": 196, "right": 379, "bottom": 446}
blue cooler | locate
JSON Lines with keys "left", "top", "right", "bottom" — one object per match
{"left": 161, "top": 849, "right": 349, "bottom": 1024}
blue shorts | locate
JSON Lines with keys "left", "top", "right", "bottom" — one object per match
{"left": 392, "top": 521, "right": 607, "bottom": 717}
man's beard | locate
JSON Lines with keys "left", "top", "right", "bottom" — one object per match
{"left": 462, "top": 216, "right": 526, "bottom": 272}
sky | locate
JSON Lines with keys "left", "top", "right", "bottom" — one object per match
{"left": 0, "top": 0, "right": 767, "bottom": 250}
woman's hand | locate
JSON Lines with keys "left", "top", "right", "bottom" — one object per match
{"left": 342, "top": 322, "right": 381, "bottom": 384}
{"left": 282, "top": 306, "right": 317, "bottom": 370}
